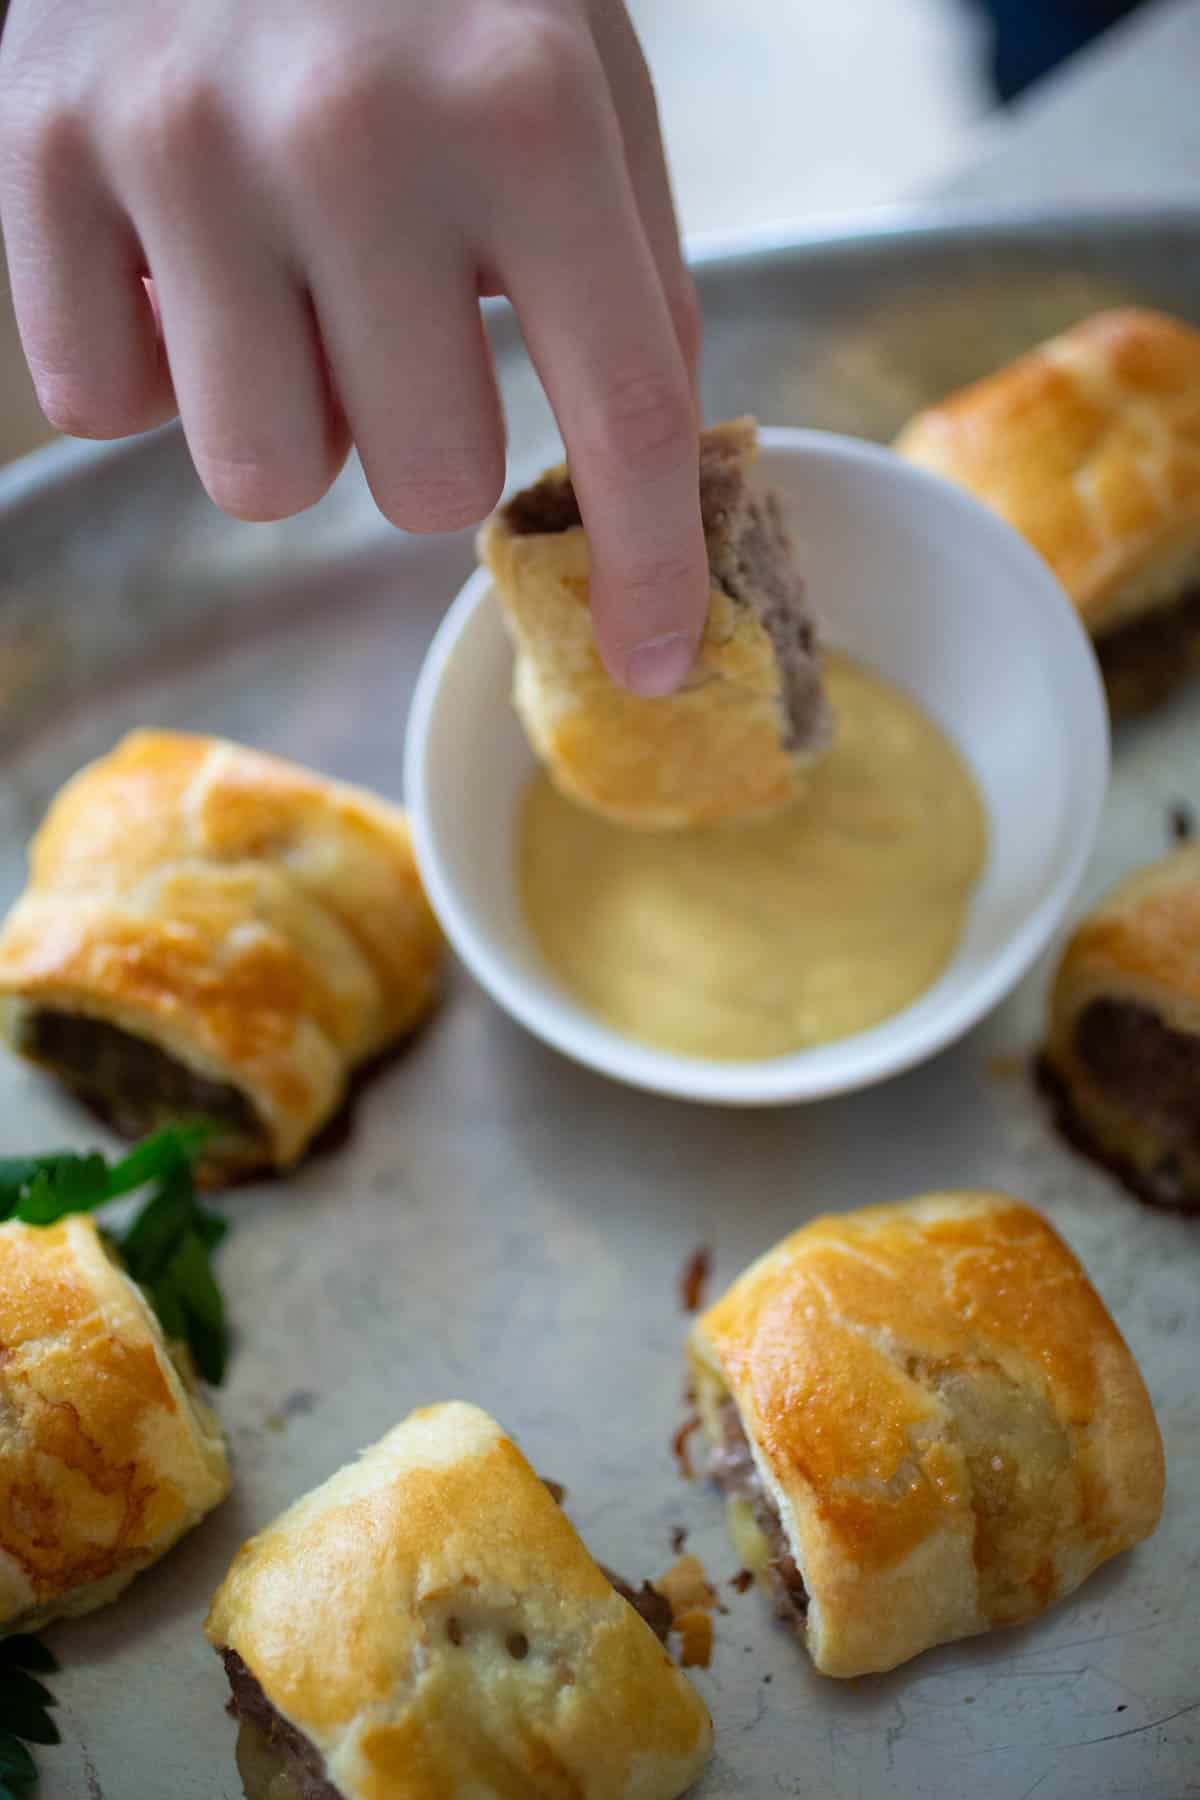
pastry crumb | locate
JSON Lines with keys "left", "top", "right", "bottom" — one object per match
{"left": 657, "top": 1554, "right": 718, "bottom": 1618}
{"left": 679, "top": 1246, "right": 712, "bottom": 1313}
{"left": 672, "top": 1413, "right": 702, "bottom": 1481}
{"left": 675, "top": 1609, "right": 713, "bottom": 1669}
{"left": 1169, "top": 801, "right": 1195, "bottom": 843}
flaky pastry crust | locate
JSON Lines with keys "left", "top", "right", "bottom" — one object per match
{"left": 480, "top": 418, "right": 829, "bottom": 829}
{"left": 689, "top": 1192, "right": 1164, "bottom": 1677}
{"left": 895, "top": 308, "right": 1200, "bottom": 640}
{"left": 0, "top": 731, "right": 443, "bottom": 1177}
{"left": 0, "top": 1214, "right": 230, "bottom": 1631}
{"left": 205, "top": 1402, "right": 711, "bottom": 1800}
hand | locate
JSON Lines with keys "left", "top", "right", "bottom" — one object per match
{"left": 0, "top": 0, "right": 706, "bottom": 693}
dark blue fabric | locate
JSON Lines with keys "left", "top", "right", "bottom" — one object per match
{"left": 968, "top": 0, "right": 1148, "bottom": 101}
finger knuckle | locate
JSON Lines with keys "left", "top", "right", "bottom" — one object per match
{"left": 450, "top": 16, "right": 591, "bottom": 165}
{"left": 596, "top": 370, "right": 693, "bottom": 476}
{"left": 371, "top": 445, "right": 504, "bottom": 533}
{"left": 0, "top": 93, "right": 86, "bottom": 184}
{"left": 270, "top": 52, "right": 392, "bottom": 177}
{"left": 115, "top": 69, "right": 226, "bottom": 174}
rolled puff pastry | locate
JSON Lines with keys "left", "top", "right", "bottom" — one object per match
{"left": 480, "top": 417, "right": 831, "bottom": 829}
{"left": 1043, "top": 843, "right": 1200, "bottom": 1209}
{"left": 895, "top": 308, "right": 1200, "bottom": 706}
{"left": 688, "top": 1192, "right": 1164, "bottom": 1678}
{"left": 0, "top": 1214, "right": 230, "bottom": 1631}
{"left": 205, "top": 1402, "right": 712, "bottom": 1800}
{"left": 0, "top": 731, "right": 443, "bottom": 1178}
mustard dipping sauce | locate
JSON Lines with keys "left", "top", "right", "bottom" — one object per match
{"left": 519, "top": 655, "right": 987, "bottom": 1060}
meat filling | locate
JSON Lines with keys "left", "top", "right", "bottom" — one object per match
{"left": 604, "top": 1569, "right": 673, "bottom": 1644}
{"left": 1075, "top": 998, "right": 1200, "bottom": 1150}
{"left": 709, "top": 1399, "right": 808, "bottom": 1626}
{"left": 1068, "top": 996, "right": 1200, "bottom": 1211}
{"left": 502, "top": 434, "right": 828, "bottom": 753}
{"left": 1097, "top": 583, "right": 1200, "bottom": 715}
{"left": 1038, "top": 995, "right": 1200, "bottom": 1211}
{"left": 223, "top": 1650, "right": 342, "bottom": 1800}
{"left": 18, "top": 1010, "right": 262, "bottom": 1152}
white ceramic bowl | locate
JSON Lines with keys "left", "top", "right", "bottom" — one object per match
{"left": 405, "top": 428, "right": 1108, "bottom": 1105}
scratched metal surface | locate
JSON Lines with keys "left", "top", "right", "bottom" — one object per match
{"left": 1, "top": 209, "right": 1198, "bottom": 1800}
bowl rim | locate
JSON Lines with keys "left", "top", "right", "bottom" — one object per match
{"left": 405, "top": 426, "right": 1110, "bottom": 1106}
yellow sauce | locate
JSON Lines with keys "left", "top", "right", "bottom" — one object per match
{"left": 520, "top": 656, "right": 987, "bottom": 1060}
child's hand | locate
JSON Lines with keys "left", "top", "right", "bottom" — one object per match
{"left": 0, "top": 0, "right": 705, "bottom": 693}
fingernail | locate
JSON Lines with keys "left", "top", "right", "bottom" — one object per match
{"left": 625, "top": 632, "right": 695, "bottom": 698}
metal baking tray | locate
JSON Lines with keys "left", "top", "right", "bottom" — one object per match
{"left": 2, "top": 206, "right": 1198, "bottom": 1800}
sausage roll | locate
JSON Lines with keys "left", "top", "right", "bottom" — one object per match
{"left": 1042, "top": 843, "right": 1200, "bottom": 1209}
{"left": 0, "top": 731, "right": 443, "bottom": 1181}
{"left": 0, "top": 1214, "right": 230, "bottom": 1631}
{"left": 205, "top": 1402, "right": 712, "bottom": 1800}
{"left": 895, "top": 308, "right": 1200, "bottom": 713}
{"left": 688, "top": 1192, "right": 1164, "bottom": 1678}
{"left": 480, "top": 417, "right": 831, "bottom": 828}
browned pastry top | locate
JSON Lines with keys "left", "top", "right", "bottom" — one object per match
{"left": 0, "top": 730, "right": 442, "bottom": 1170}
{"left": 0, "top": 1215, "right": 229, "bottom": 1630}
{"left": 690, "top": 1192, "right": 1164, "bottom": 1676}
{"left": 896, "top": 308, "right": 1200, "bottom": 635}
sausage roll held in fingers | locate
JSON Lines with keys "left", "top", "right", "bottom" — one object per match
{"left": 481, "top": 418, "right": 831, "bottom": 828}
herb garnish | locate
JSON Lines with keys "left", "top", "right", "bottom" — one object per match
{"left": 0, "top": 1636, "right": 59, "bottom": 1797}
{"left": 0, "top": 1127, "right": 230, "bottom": 1383}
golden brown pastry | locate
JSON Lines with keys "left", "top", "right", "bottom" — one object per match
{"left": 205, "top": 1402, "right": 712, "bottom": 1800}
{"left": 894, "top": 308, "right": 1200, "bottom": 712}
{"left": 1041, "top": 843, "right": 1200, "bottom": 1209}
{"left": 688, "top": 1192, "right": 1164, "bottom": 1678}
{"left": 0, "top": 731, "right": 443, "bottom": 1180}
{"left": 480, "top": 417, "right": 831, "bottom": 828}
{"left": 0, "top": 1213, "right": 230, "bottom": 1631}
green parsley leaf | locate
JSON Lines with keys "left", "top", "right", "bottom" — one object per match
{"left": 104, "top": 1125, "right": 210, "bottom": 1199}
{"left": 0, "top": 1639, "right": 57, "bottom": 1675}
{"left": 0, "top": 1673, "right": 54, "bottom": 1716}
{"left": 193, "top": 1209, "right": 229, "bottom": 1252}
{"left": 0, "top": 1128, "right": 211, "bottom": 1226}
{"left": 150, "top": 1229, "right": 228, "bottom": 1384}
{"left": 0, "top": 1735, "right": 38, "bottom": 1786}
{"left": 0, "top": 1160, "right": 41, "bottom": 1217}
{"left": 1, "top": 1152, "right": 109, "bottom": 1223}
{"left": 118, "top": 1162, "right": 196, "bottom": 1283}
{"left": 0, "top": 1636, "right": 60, "bottom": 1787}
{"left": 0, "top": 1668, "right": 59, "bottom": 1744}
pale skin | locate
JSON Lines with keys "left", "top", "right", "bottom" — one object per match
{"left": 0, "top": 0, "right": 706, "bottom": 694}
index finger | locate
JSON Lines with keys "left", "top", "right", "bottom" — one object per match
{"left": 487, "top": 83, "right": 706, "bottom": 694}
